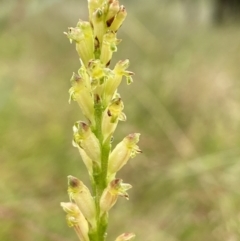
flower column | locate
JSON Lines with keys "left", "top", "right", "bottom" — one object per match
{"left": 60, "top": 1, "right": 141, "bottom": 241}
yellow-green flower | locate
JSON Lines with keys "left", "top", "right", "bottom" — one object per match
{"left": 64, "top": 21, "right": 94, "bottom": 66}
{"left": 108, "top": 133, "right": 142, "bottom": 180}
{"left": 60, "top": 202, "right": 90, "bottom": 241}
{"left": 69, "top": 73, "right": 95, "bottom": 126}
{"left": 73, "top": 121, "right": 101, "bottom": 166}
{"left": 102, "top": 97, "right": 126, "bottom": 143}
{"left": 68, "top": 176, "right": 96, "bottom": 228}
{"left": 100, "top": 179, "right": 132, "bottom": 214}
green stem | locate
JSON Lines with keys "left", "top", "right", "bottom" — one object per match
{"left": 91, "top": 96, "right": 110, "bottom": 241}
{"left": 101, "top": 141, "right": 111, "bottom": 186}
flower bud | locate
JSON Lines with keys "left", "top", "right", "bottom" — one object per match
{"left": 100, "top": 31, "right": 121, "bottom": 66}
{"left": 100, "top": 179, "right": 132, "bottom": 214}
{"left": 102, "top": 97, "right": 126, "bottom": 143}
{"left": 106, "top": 0, "right": 120, "bottom": 27}
{"left": 88, "top": 0, "right": 99, "bottom": 23}
{"left": 68, "top": 176, "right": 96, "bottom": 228}
{"left": 73, "top": 121, "right": 101, "bottom": 166}
{"left": 109, "top": 5, "right": 127, "bottom": 32}
{"left": 60, "top": 202, "right": 90, "bottom": 241}
{"left": 87, "top": 60, "right": 113, "bottom": 96}
{"left": 92, "top": 8, "right": 106, "bottom": 45}
{"left": 108, "top": 133, "right": 141, "bottom": 178}
{"left": 115, "top": 233, "right": 136, "bottom": 241}
{"left": 69, "top": 73, "right": 95, "bottom": 126}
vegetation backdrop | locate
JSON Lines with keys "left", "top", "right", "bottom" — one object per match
{"left": 1, "top": 0, "right": 240, "bottom": 240}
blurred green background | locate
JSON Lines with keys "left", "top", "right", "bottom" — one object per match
{"left": 1, "top": 0, "right": 240, "bottom": 240}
